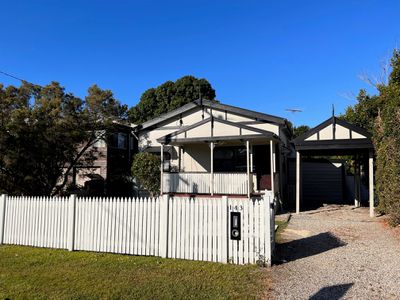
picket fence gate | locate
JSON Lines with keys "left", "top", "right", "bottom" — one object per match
{"left": 0, "top": 192, "right": 275, "bottom": 265}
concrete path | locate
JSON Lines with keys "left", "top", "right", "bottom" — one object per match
{"left": 271, "top": 205, "right": 400, "bottom": 300}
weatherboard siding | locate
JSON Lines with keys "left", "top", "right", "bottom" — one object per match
{"left": 138, "top": 106, "right": 279, "bottom": 149}
{"left": 181, "top": 144, "right": 210, "bottom": 172}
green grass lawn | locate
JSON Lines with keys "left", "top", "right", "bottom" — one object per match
{"left": 0, "top": 245, "right": 270, "bottom": 299}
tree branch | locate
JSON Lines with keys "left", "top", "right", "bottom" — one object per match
{"left": 51, "top": 133, "right": 102, "bottom": 196}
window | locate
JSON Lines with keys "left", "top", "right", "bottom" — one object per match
{"left": 118, "top": 133, "right": 127, "bottom": 149}
{"left": 214, "top": 146, "right": 247, "bottom": 172}
{"left": 110, "top": 133, "right": 128, "bottom": 149}
{"left": 162, "top": 152, "right": 171, "bottom": 172}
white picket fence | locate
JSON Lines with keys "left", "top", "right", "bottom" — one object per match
{"left": 0, "top": 193, "right": 275, "bottom": 265}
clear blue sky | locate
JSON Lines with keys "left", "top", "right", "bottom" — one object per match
{"left": 1, "top": 0, "right": 399, "bottom": 126}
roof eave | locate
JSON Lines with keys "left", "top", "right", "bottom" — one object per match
{"left": 137, "top": 99, "right": 286, "bottom": 132}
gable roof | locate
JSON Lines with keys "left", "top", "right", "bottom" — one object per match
{"left": 293, "top": 116, "right": 373, "bottom": 151}
{"left": 138, "top": 99, "right": 287, "bottom": 131}
{"left": 157, "top": 116, "right": 280, "bottom": 145}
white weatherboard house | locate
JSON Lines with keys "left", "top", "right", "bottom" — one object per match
{"left": 136, "top": 100, "right": 376, "bottom": 216}
{"left": 136, "top": 99, "right": 292, "bottom": 202}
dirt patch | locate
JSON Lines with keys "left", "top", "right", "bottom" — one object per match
{"left": 392, "top": 226, "right": 400, "bottom": 241}
{"left": 379, "top": 216, "right": 400, "bottom": 243}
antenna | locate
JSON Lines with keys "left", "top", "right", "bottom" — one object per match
{"left": 332, "top": 104, "right": 335, "bottom": 117}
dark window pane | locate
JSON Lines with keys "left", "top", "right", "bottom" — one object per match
{"left": 118, "top": 133, "right": 127, "bottom": 149}
{"left": 214, "top": 146, "right": 247, "bottom": 172}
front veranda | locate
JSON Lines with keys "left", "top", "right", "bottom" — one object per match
{"left": 160, "top": 137, "right": 280, "bottom": 198}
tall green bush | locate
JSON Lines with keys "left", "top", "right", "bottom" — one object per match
{"left": 374, "top": 50, "right": 400, "bottom": 224}
{"left": 131, "top": 152, "right": 160, "bottom": 196}
{"left": 343, "top": 49, "right": 400, "bottom": 225}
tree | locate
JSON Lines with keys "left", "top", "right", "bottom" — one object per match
{"left": 131, "top": 152, "right": 160, "bottom": 196}
{"left": 293, "top": 125, "right": 310, "bottom": 138}
{"left": 128, "top": 75, "right": 216, "bottom": 124}
{"left": 342, "top": 49, "right": 400, "bottom": 225}
{"left": 341, "top": 89, "right": 381, "bottom": 132}
{"left": 0, "top": 81, "right": 127, "bottom": 196}
{"left": 53, "top": 84, "right": 128, "bottom": 195}
{"left": 374, "top": 50, "right": 400, "bottom": 225}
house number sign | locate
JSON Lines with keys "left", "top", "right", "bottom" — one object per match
{"left": 229, "top": 204, "right": 243, "bottom": 211}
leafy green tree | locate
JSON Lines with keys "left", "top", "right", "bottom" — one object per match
{"left": 53, "top": 84, "right": 128, "bottom": 195}
{"left": 128, "top": 75, "right": 216, "bottom": 124}
{"left": 131, "top": 152, "right": 160, "bottom": 196}
{"left": 293, "top": 125, "right": 310, "bottom": 138}
{"left": 341, "top": 89, "right": 381, "bottom": 132}
{"left": 0, "top": 81, "right": 127, "bottom": 196}
{"left": 342, "top": 49, "right": 400, "bottom": 224}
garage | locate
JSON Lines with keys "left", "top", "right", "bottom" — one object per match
{"left": 291, "top": 116, "right": 375, "bottom": 216}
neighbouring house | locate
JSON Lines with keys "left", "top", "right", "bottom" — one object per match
{"left": 134, "top": 99, "right": 293, "bottom": 204}
{"left": 134, "top": 100, "right": 376, "bottom": 216}
{"left": 67, "top": 123, "right": 138, "bottom": 196}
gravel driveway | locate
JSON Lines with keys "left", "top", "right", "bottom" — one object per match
{"left": 271, "top": 205, "right": 400, "bottom": 300}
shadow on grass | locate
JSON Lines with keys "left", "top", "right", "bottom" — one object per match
{"left": 309, "top": 283, "right": 354, "bottom": 300}
{"left": 274, "top": 232, "right": 346, "bottom": 263}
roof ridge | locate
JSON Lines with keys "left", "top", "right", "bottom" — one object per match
{"left": 139, "top": 99, "right": 286, "bottom": 131}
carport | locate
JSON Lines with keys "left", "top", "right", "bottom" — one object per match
{"left": 292, "top": 117, "right": 375, "bottom": 217}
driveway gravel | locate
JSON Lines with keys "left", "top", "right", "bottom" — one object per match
{"left": 271, "top": 205, "right": 400, "bottom": 299}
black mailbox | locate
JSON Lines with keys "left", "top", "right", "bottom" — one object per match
{"left": 230, "top": 212, "right": 241, "bottom": 240}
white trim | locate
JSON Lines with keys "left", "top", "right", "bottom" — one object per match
{"left": 369, "top": 151, "right": 374, "bottom": 217}
{"left": 160, "top": 144, "right": 164, "bottom": 195}
{"left": 246, "top": 141, "right": 250, "bottom": 198}
{"left": 210, "top": 142, "right": 214, "bottom": 196}
{"left": 296, "top": 151, "right": 300, "bottom": 214}
{"left": 270, "top": 140, "right": 275, "bottom": 197}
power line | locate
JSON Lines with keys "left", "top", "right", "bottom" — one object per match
{"left": 0, "top": 70, "right": 32, "bottom": 84}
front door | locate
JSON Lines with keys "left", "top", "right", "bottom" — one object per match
{"left": 253, "top": 145, "right": 271, "bottom": 190}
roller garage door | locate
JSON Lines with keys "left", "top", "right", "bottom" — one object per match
{"left": 302, "top": 161, "right": 345, "bottom": 207}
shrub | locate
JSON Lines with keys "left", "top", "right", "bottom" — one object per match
{"left": 374, "top": 50, "right": 400, "bottom": 225}
{"left": 131, "top": 152, "right": 160, "bottom": 196}
{"left": 343, "top": 49, "right": 400, "bottom": 225}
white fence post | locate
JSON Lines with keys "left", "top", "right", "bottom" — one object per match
{"left": 0, "top": 194, "right": 7, "bottom": 245}
{"left": 159, "top": 194, "right": 170, "bottom": 258}
{"left": 270, "top": 195, "right": 276, "bottom": 255}
{"left": 221, "top": 195, "right": 228, "bottom": 263}
{"left": 264, "top": 191, "right": 272, "bottom": 266}
{"left": 1, "top": 194, "right": 274, "bottom": 265}
{"left": 67, "top": 194, "right": 77, "bottom": 251}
